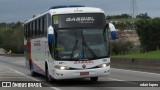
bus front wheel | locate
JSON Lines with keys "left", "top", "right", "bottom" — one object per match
{"left": 90, "top": 77, "right": 98, "bottom": 82}
{"left": 30, "top": 63, "right": 37, "bottom": 76}
{"left": 45, "top": 63, "right": 53, "bottom": 82}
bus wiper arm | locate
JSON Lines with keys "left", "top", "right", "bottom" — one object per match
{"left": 82, "top": 33, "right": 97, "bottom": 58}
{"left": 85, "top": 42, "right": 97, "bottom": 58}
{"left": 70, "top": 34, "right": 78, "bottom": 58}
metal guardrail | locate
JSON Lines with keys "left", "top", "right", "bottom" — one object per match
{"left": 111, "top": 57, "right": 160, "bottom": 73}
{"left": 0, "top": 54, "right": 24, "bottom": 57}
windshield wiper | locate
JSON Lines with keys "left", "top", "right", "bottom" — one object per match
{"left": 70, "top": 33, "right": 78, "bottom": 58}
{"left": 81, "top": 32, "right": 97, "bottom": 58}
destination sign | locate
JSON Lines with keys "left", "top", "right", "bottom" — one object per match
{"left": 53, "top": 13, "right": 105, "bottom": 28}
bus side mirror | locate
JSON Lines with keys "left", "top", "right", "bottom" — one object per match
{"left": 108, "top": 23, "right": 117, "bottom": 40}
{"left": 105, "top": 23, "right": 109, "bottom": 28}
{"left": 48, "top": 26, "right": 54, "bottom": 43}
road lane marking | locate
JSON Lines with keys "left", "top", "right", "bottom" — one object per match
{"left": 0, "top": 77, "right": 25, "bottom": 78}
{"left": 0, "top": 65, "right": 62, "bottom": 90}
{"left": 108, "top": 78, "right": 137, "bottom": 85}
{"left": 112, "top": 68, "right": 160, "bottom": 76}
{"left": 108, "top": 78, "right": 124, "bottom": 81}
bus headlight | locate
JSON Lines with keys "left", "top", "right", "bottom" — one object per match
{"left": 98, "top": 63, "right": 110, "bottom": 68}
{"left": 55, "top": 66, "right": 70, "bottom": 70}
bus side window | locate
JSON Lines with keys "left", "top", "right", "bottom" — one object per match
{"left": 40, "top": 18, "right": 42, "bottom": 35}
{"left": 28, "top": 24, "right": 30, "bottom": 38}
{"left": 48, "top": 14, "right": 52, "bottom": 26}
{"left": 35, "top": 20, "right": 37, "bottom": 36}
{"left": 44, "top": 16, "right": 47, "bottom": 36}
{"left": 42, "top": 17, "right": 45, "bottom": 35}
{"left": 31, "top": 22, "right": 33, "bottom": 37}
{"left": 36, "top": 20, "right": 38, "bottom": 36}
{"left": 38, "top": 19, "right": 41, "bottom": 36}
{"left": 33, "top": 21, "right": 35, "bottom": 37}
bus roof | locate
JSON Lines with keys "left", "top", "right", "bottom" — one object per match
{"left": 25, "top": 5, "right": 105, "bottom": 24}
{"left": 49, "top": 5, "right": 85, "bottom": 9}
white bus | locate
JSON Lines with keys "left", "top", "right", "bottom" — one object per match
{"left": 24, "top": 5, "right": 111, "bottom": 82}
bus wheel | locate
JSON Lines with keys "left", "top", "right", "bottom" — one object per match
{"left": 90, "top": 77, "right": 98, "bottom": 82}
{"left": 30, "top": 63, "right": 37, "bottom": 76}
{"left": 45, "top": 64, "right": 53, "bottom": 82}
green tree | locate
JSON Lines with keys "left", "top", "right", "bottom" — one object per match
{"left": 0, "top": 22, "right": 24, "bottom": 53}
{"left": 135, "top": 18, "right": 160, "bottom": 51}
{"left": 136, "top": 13, "right": 150, "bottom": 19}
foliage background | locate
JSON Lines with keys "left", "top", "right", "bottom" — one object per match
{"left": 0, "top": 13, "right": 159, "bottom": 55}
{"left": 0, "top": 22, "right": 24, "bottom": 53}
{"left": 135, "top": 18, "right": 160, "bottom": 52}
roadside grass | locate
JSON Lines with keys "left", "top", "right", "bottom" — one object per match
{"left": 112, "top": 50, "right": 160, "bottom": 59}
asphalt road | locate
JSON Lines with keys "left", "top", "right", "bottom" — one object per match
{"left": 0, "top": 56, "right": 160, "bottom": 90}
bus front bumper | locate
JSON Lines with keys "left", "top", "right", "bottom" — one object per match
{"left": 52, "top": 67, "right": 110, "bottom": 79}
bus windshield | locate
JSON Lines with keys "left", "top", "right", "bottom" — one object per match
{"left": 54, "top": 28, "right": 109, "bottom": 60}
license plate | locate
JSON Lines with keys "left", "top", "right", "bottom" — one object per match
{"left": 80, "top": 72, "right": 89, "bottom": 76}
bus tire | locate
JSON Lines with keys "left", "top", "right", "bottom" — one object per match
{"left": 30, "top": 63, "right": 37, "bottom": 76}
{"left": 45, "top": 63, "right": 53, "bottom": 82}
{"left": 90, "top": 77, "right": 98, "bottom": 82}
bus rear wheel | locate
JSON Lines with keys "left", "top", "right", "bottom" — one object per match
{"left": 90, "top": 77, "right": 98, "bottom": 82}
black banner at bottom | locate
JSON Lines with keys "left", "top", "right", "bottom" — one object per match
{"left": 0, "top": 81, "right": 160, "bottom": 87}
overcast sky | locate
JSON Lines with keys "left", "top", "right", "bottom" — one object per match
{"left": 0, "top": 0, "right": 160, "bottom": 22}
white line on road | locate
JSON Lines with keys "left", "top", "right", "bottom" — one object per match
{"left": 0, "top": 77, "right": 25, "bottom": 78}
{"left": 0, "top": 65, "right": 62, "bottom": 90}
{"left": 108, "top": 78, "right": 124, "bottom": 81}
{"left": 112, "top": 68, "right": 160, "bottom": 76}
{"left": 108, "top": 78, "right": 137, "bottom": 85}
